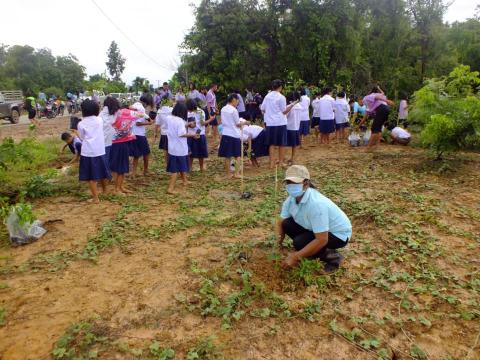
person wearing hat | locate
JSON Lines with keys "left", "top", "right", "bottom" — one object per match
{"left": 277, "top": 165, "right": 352, "bottom": 272}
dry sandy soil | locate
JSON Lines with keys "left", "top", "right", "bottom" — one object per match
{"left": 0, "top": 132, "right": 479, "bottom": 359}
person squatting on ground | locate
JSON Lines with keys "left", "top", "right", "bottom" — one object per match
{"left": 277, "top": 165, "right": 352, "bottom": 272}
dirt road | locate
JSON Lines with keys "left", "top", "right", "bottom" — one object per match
{"left": 0, "top": 115, "right": 71, "bottom": 141}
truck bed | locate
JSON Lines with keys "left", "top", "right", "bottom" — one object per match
{"left": 0, "top": 90, "right": 23, "bottom": 102}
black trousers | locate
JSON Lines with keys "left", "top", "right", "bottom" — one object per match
{"left": 282, "top": 217, "right": 348, "bottom": 259}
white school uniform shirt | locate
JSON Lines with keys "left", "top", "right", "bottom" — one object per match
{"left": 334, "top": 98, "right": 350, "bottom": 124}
{"left": 260, "top": 91, "right": 287, "bottom": 126}
{"left": 187, "top": 110, "right": 206, "bottom": 136}
{"left": 221, "top": 104, "right": 242, "bottom": 138}
{"left": 188, "top": 89, "right": 202, "bottom": 101}
{"left": 391, "top": 127, "right": 411, "bottom": 139}
{"left": 319, "top": 94, "right": 335, "bottom": 120}
{"left": 299, "top": 95, "right": 311, "bottom": 121}
{"left": 99, "top": 107, "right": 115, "bottom": 147}
{"left": 166, "top": 115, "right": 188, "bottom": 156}
{"left": 399, "top": 100, "right": 408, "bottom": 119}
{"left": 77, "top": 115, "right": 106, "bottom": 157}
{"left": 311, "top": 97, "right": 322, "bottom": 117}
{"left": 236, "top": 93, "right": 246, "bottom": 113}
{"left": 287, "top": 103, "right": 302, "bottom": 131}
{"left": 131, "top": 102, "right": 147, "bottom": 137}
{"left": 155, "top": 106, "right": 173, "bottom": 134}
{"left": 243, "top": 125, "right": 263, "bottom": 140}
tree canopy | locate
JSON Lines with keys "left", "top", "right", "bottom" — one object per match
{"left": 178, "top": 0, "right": 480, "bottom": 97}
{"left": 106, "top": 41, "right": 126, "bottom": 81}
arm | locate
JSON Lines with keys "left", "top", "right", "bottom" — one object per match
{"left": 282, "top": 232, "right": 328, "bottom": 268}
{"left": 282, "top": 101, "right": 299, "bottom": 115}
{"left": 358, "top": 112, "right": 369, "bottom": 127}
{"left": 154, "top": 124, "right": 160, "bottom": 139}
{"left": 202, "top": 114, "right": 216, "bottom": 126}
{"left": 68, "top": 153, "right": 80, "bottom": 165}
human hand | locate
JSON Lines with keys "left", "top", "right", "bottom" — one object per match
{"left": 282, "top": 252, "right": 300, "bottom": 269}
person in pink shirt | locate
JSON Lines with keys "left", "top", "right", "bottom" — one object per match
{"left": 359, "top": 86, "right": 395, "bottom": 149}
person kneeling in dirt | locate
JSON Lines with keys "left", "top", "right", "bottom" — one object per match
{"left": 277, "top": 165, "right": 352, "bottom": 273}
{"left": 390, "top": 126, "right": 411, "bottom": 146}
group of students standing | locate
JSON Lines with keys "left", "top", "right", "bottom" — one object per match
{"left": 61, "top": 79, "right": 410, "bottom": 203}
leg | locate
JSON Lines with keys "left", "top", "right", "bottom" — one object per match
{"left": 269, "top": 145, "right": 275, "bottom": 168}
{"left": 88, "top": 180, "right": 100, "bottom": 203}
{"left": 180, "top": 172, "right": 188, "bottom": 186}
{"left": 233, "top": 157, "right": 241, "bottom": 178}
{"left": 224, "top": 158, "right": 231, "bottom": 178}
{"left": 132, "top": 157, "right": 139, "bottom": 176}
{"left": 278, "top": 146, "right": 286, "bottom": 165}
{"left": 281, "top": 217, "right": 315, "bottom": 250}
{"left": 143, "top": 154, "right": 150, "bottom": 175}
{"left": 189, "top": 156, "right": 193, "bottom": 169}
{"left": 100, "top": 178, "right": 108, "bottom": 193}
{"left": 212, "top": 125, "right": 218, "bottom": 141}
{"left": 199, "top": 158, "right": 205, "bottom": 171}
{"left": 290, "top": 146, "right": 296, "bottom": 163}
{"left": 167, "top": 173, "right": 178, "bottom": 194}
{"left": 164, "top": 150, "right": 168, "bottom": 164}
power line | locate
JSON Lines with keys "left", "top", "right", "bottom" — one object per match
{"left": 90, "top": 0, "right": 172, "bottom": 72}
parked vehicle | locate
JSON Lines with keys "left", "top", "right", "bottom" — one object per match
{"left": 38, "top": 101, "right": 58, "bottom": 119}
{"left": 0, "top": 90, "right": 24, "bottom": 124}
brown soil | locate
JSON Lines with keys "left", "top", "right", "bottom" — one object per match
{"left": 0, "top": 136, "right": 479, "bottom": 359}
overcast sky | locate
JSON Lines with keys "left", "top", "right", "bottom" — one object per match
{"left": 1, "top": 0, "right": 478, "bottom": 86}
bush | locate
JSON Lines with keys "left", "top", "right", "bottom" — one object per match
{"left": 411, "top": 65, "right": 480, "bottom": 159}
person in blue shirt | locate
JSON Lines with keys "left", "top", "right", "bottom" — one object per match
{"left": 277, "top": 165, "right": 352, "bottom": 272}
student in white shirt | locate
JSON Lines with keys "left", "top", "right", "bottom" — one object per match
{"left": 99, "top": 96, "right": 120, "bottom": 169}
{"left": 166, "top": 103, "right": 200, "bottom": 194}
{"left": 311, "top": 92, "right": 322, "bottom": 144}
{"left": 398, "top": 93, "right": 409, "bottom": 128}
{"left": 298, "top": 88, "right": 311, "bottom": 146}
{"left": 154, "top": 102, "right": 173, "bottom": 163}
{"left": 77, "top": 99, "right": 111, "bottom": 203}
{"left": 260, "top": 79, "right": 298, "bottom": 168}
{"left": 334, "top": 91, "right": 350, "bottom": 142}
{"left": 286, "top": 91, "right": 303, "bottom": 164}
{"left": 390, "top": 126, "right": 411, "bottom": 145}
{"left": 129, "top": 95, "right": 154, "bottom": 176}
{"left": 186, "top": 99, "right": 215, "bottom": 171}
{"left": 242, "top": 124, "right": 268, "bottom": 167}
{"left": 318, "top": 87, "right": 336, "bottom": 145}
{"left": 218, "top": 94, "right": 249, "bottom": 178}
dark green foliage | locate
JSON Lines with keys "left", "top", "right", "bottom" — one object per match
{"left": 179, "top": 0, "right": 480, "bottom": 98}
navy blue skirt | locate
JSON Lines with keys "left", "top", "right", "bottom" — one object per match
{"left": 218, "top": 135, "right": 241, "bottom": 158}
{"left": 319, "top": 119, "right": 336, "bottom": 134}
{"left": 265, "top": 125, "right": 288, "bottom": 146}
{"left": 336, "top": 122, "right": 350, "bottom": 130}
{"left": 251, "top": 130, "right": 269, "bottom": 158}
{"left": 79, "top": 155, "right": 111, "bottom": 181}
{"left": 299, "top": 120, "right": 310, "bottom": 135}
{"left": 109, "top": 141, "right": 131, "bottom": 174}
{"left": 129, "top": 135, "right": 150, "bottom": 157}
{"left": 287, "top": 130, "right": 301, "bottom": 147}
{"left": 159, "top": 135, "right": 168, "bottom": 150}
{"left": 104, "top": 146, "right": 111, "bottom": 168}
{"left": 167, "top": 155, "right": 189, "bottom": 173}
{"left": 188, "top": 135, "right": 208, "bottom": 158}
{"left": 311, "top": 117, "right": 320, "bottom": 128}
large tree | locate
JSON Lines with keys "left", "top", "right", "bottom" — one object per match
{"left": 106, "top": 41, "right": 126, "bottom": 81}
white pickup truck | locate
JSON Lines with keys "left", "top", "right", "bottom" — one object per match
{"left": 0, "top": 90, "right": 24, "bottom": 124}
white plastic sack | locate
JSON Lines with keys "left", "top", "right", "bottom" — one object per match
{"left": 348, "top": 132, "right": 361, "bottom": 147}
{"left": 362, "top": 129, "right": 372, "bottom": 145}
{"left": 5, "top": 209, "right": 46, "bottom": 246}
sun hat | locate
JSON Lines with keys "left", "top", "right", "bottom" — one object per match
{"left": 284, "top": 165, "right": 310, "bottom": 183}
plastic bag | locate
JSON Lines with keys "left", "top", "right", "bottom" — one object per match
{"left": 348, "top": 132, "right": 361, "bottom": 147}
{"left": 5, "top": 208, "right": 46, "bottom": 246}
{"left": 362, "top": 129, "right": 371, "bottom": 146}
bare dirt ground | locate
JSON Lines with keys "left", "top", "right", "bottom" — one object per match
{"left": 0, "top": 115, "right": 71, "bottom": 142}
{"left": 0, "top": 135, "right": 479, "bottom": 359}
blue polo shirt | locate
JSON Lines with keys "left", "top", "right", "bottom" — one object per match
{"left": 280, "top": 188, "right": 352, "bottom": 241}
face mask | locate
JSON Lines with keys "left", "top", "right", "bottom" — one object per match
{"left": 286, "top": 183, "right": 305, "bottom": 198}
